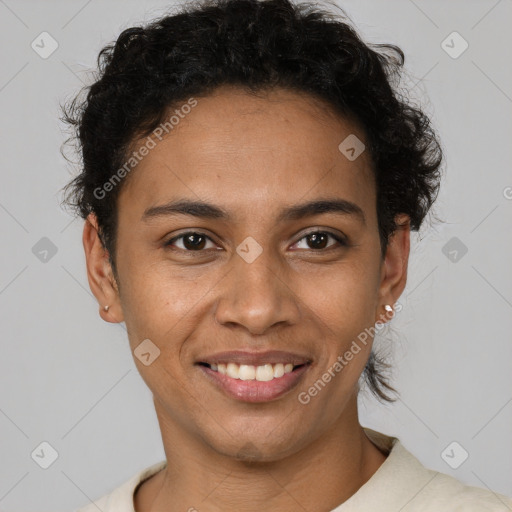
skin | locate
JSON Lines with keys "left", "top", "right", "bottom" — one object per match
{"left": 83, "top": 84, "right": 410, "bottom": 512}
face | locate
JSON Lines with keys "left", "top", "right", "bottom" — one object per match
{"left": 84, "top": 85, "right": 409, "bottom": 462}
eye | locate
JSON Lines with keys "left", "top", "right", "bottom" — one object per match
{"left": 164, "top": 229, "right": 347, "bottom": 253}
{"left": 164, "top": 232, "right": 217, "bottom": 251}
{"left": 292, "top": 230, "right": 347, "bottom": 251}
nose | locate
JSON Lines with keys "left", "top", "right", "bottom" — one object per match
{"left": 213, "top": 246, "right": 301, "bottom": 336}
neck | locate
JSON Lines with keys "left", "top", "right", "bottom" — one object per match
{"left": 135, "top": 396, "right": 387, "bottom": 512}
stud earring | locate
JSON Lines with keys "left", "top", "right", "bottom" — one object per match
{"left": 384, "top": 304, "right": 393, "bottom": 313}
{"left": 103, "top": 305, "right": 110, "bottom": 312}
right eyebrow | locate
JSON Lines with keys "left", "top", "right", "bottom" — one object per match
{"left": 142, "top": 199, "right": 229, "bottom": 222}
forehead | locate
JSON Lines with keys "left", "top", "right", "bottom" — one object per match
{"left": 118, "top": 85, "right": 376, "bottom": 222}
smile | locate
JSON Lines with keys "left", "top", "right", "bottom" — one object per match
{"left": 201, "top": 362, "right": 298, "bottom": 381}
{"left": 197, "top": 362, "right": 311, "bottom": 402}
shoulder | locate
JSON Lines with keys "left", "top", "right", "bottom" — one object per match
{"left": 389, "top": 441, "right": 512, "bottom": 512}
{"left": 412, "top": 469, "right": 512, "bottom": 511}
{"left": 345, "top": 429, "right": 512, "bottom": 512}
{"left": 73, "top": 460, "right": 167, "bottom": 512}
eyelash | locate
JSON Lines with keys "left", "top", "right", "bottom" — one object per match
{"left": 164, "top": 230, "right": 348, "bottom": 254}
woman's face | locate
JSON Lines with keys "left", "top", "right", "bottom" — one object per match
{"left": 87, "top": 85, "right": 409, "bottom": 461}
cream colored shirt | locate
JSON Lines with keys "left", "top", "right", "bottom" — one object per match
{"left": 75, "top": 428, "right": 512, "bottom": 511}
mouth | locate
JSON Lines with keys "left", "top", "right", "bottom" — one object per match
{"left": 195, "top": 356, "right": 312, "bottom": 403}
{"left": 197, "top": 361, "right": 308, "bottom": 381}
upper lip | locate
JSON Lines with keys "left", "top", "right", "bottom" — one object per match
{"left": 197, "top": 350, "right": 312, "bottom": 366}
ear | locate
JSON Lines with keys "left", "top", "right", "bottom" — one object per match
{"left": 82, "top": 213, "right": 124, "bottom": 323}
{"left": 375, "top": 213, "right": 410, "bottom": 324}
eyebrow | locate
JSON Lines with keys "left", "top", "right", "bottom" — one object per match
{"left": 141, "top": 197, "right": 366, "bottom": 225}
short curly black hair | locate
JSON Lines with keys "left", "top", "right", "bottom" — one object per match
{"left": 60, "top": 0, "right": 443, "bottom": 403}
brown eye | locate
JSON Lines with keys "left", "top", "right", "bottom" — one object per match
{"left": 165, "top": 232, "right": 215, "bottom": 251}
{"left": 306, "top": 232, "right": 329, "bottom": 250}
{"left": 293, "top": 231, "right": 347, "bottom": 251}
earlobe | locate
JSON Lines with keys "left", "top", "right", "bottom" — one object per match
{"left": 82, "top": 213, "right": 123, "bottom": 323}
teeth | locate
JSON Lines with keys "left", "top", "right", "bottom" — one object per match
{"left": 255, "top": 364, "right": 274, "bottom": 381}
{"left": 274, "top": 363, "right": 285, "bottom": 378}
{"left": 238, "top": 364, "right": 255, "bottom": 380}
{"left": 208, "top": 362, "right": 298, "bottom": 381}
{"left": 226, "top": 363, "right": 240, "bottom": 379}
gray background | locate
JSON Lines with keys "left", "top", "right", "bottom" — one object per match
{"left": 0, "top": 0, "right": 511, "bottom": 510}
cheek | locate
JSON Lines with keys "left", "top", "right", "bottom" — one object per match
{"left": 299, "top": 278, "right": 377, "bottom": 421}
{"left": 120, "top": 270, "right": 198, "bottom": 409}
{"left": 119, "top": 257, "right": 215, "bottom": 375}
{"left": 304, "top": 256, "right": 380, "bottom": 372}
{"left": 308, "top": 257, "right": 380, "bottom": 328}
{"left": 117, "top": 247, "right": 182, "bottom": 328}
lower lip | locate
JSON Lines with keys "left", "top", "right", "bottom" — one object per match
{"left": 197, "top": 364, "right": 311, "bottom": 403}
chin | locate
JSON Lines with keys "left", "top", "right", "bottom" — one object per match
{"left": 208, "top": 429, "right": 306, "bottom": 464}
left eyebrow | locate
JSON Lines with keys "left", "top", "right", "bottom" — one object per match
{"left": 276, "top": 198, "right": 366, "bottom": 226}
{"left": 141, "top": 198, "right": 366, "bottom": 226}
